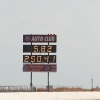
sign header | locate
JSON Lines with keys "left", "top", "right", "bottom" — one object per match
{"left": 23, "top": 35, "right": 57, "bottom": 42}
{"left": 23, "top": 64, "right": 57, "bottom": 72}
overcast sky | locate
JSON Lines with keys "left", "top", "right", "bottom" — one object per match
{"left": 0, "top": 0, "right": 100, "bottom": 89}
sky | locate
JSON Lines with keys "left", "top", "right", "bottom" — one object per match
{"left": 0, "top": 0, "right": 100, "bottom": 89}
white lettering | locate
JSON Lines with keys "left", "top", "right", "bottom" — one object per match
{"left": 32, "top": 69, "right": 41, "bottom": 71}
{"left": 31, "top": 36, "right": 43, "bottom": 41}
{"left": 31, "top": 35, "right": 55, "bottom": 42}
{"left": 44, "top": 36, "right": 48, "bottom": 41}
{"left": 31, "top": 36, "right": 38, "bottom": 41}
{"left": 31, "top": 36, "right": 35, "bottom": 41}
{"left": 30, "top": 66, "right": 43, "bottom": 68}
{"left": 40, "top": 36, "right": 43, "bottom": 41}
{"left": 44, "top": 36, "right": 55, "bottom": 41}
{"left": 51, "top": 66, "right": 56, "bottom": 68}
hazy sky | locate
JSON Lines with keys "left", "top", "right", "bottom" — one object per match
{"left": 0, "top": 0, "right": 100, "bottom": 89}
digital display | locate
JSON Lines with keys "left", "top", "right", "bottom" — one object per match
{"left": 23, "top": 45, "right": 56, "bottom": 53}
{"left": 23, "top": 55, "right": 56, "bottom": 63}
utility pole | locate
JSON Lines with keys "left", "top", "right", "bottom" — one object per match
{"left": 91, "top": 75, "right": 93, "bottom": 89}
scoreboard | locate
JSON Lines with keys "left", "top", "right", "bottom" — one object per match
{"left": 23, "top": 55, "right": 56, "bottom": 63}
{"left": 23, "top": 34, "right": 57, "bottom": 72}
{"left": 23, "top": 45, "right": 56, "bottom": 53}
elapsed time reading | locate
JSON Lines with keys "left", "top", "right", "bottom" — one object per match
{"left": 23, "top": 55, "right": 56, "bottom": 63}
{"left": 23, "top": 45, "right": 56, "bottom": 53}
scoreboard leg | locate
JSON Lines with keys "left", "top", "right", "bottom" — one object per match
{"left": 30, "top": 37, "right": 33, "bottom": 91}
{"left": 48, "top": 40, "right": 49, "bottom": 92}
{"left": 30, "top": 72, "right": 32, "bottom": 91}
{"left": 48, "top": 72, "right": 49, "bottom": 92}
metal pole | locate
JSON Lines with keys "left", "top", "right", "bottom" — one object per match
{"left": 30, "top": 34, "right": 32, "bottom": 91}
{"left": 48, "top": 35, "right": 49, "bottom": 92}
{"left": 91, "top": 78, "right": 93, "bottom": 89}
{"left": 48, "top": 71, "right": 49, "bottom": 92}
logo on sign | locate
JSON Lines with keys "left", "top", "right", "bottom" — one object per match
{"left": 23, "top": 65, "right": 29, "bottom": 71}
{"left": 25, "top": 36, "right": 30, "bottom": 42}
{"left": 45, "top": 66, "right": 50, "bottom": 71}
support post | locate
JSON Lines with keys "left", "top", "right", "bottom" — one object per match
{"left": 30, "top": 34, "right": 32, "bottom": 91}
{"left": 48, "top": 36, "right": 49, "bottom": 92}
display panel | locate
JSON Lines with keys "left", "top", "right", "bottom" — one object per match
{"left": 23, "top": 45, "right": 56, "bottom": 53}
{"left": 23, "top": 55, "right": 56, "bottom": 63}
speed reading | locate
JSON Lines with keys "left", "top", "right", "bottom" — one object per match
{"left": 23, "top": 45, "right": 56, "bottom": 53}
{"left": 23, "top": 55, "right": 56, "bottom": 63}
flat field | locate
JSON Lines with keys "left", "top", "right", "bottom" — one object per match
{"left": 37, "top": 87, "right": 100, "bottom": 92}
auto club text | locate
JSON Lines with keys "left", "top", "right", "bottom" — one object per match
{"left": 31, "top": 36, "right": 55, "bottom": 42}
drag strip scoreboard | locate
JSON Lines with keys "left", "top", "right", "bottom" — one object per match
{"left": 23, "top": 34, "right": 57, "bottom": 72}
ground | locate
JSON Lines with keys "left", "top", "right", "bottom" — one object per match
{"left": 37, "top": 87, "right": 100, "bottom": 92}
